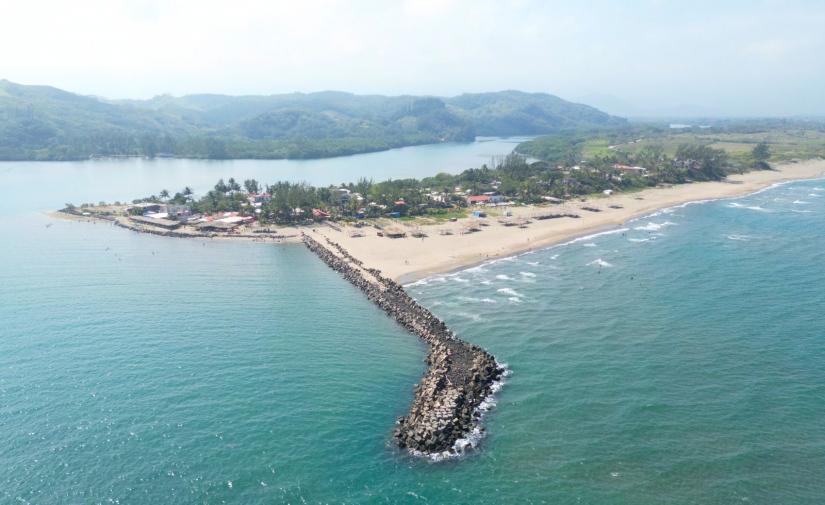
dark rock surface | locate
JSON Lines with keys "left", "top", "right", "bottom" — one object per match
{"left": 302, "top": 233, "right": 504, "bottom": 456}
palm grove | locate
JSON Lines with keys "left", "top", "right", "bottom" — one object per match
{"left": 127, "top": 140, "right": 771, "bottom": 225}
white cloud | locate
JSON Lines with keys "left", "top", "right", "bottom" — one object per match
{"left": 0, "top": 0, "right": 822, "bottom": 115}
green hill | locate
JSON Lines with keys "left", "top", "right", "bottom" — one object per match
{"left": 0, "top": 80, "right": 626, "bottom": 160}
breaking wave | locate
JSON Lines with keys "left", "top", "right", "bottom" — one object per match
{"left": 413, "top": 363, "right": 512, "bottom": 462}
{"left": 588, "top": 258, "right": 613, "bottom": 268}
{"left": 634, "top": 221, "right": 677, "bottom": 232}
{"left": 727, "top": 202, "right": 771, "bottom": 212}
{"left": 497, "top": 287, "right": 523, "bottom": 297}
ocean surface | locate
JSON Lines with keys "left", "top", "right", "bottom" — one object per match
{"left": 2, "top": 143, "right": 824, "bottom": 503}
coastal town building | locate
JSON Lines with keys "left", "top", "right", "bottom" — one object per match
{"left": 613, "top": 163, "right": 648, "bottom": 175}
{"left": 467, "top": 195, "right": 491, "bottom": 205}
{"left": 128, "top": 215, "right": 182, "bottom": 229}
{"left": 128, "top": 202, "right": 164, "bottom": 214}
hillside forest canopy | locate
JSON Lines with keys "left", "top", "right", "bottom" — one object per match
{"left": 0, "top": 79, "right": 625, "bottom": 161}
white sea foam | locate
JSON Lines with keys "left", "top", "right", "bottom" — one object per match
{"left": 412, "top": 362, "right": 511, "bottom": 462}
{"left": 457, "top": 296, "right": 497, "bottom": 304}
{"left": 727, "top": 234, "right": 755, "bottom": 241}
{"left": 563, "top": 227, "right": 629, "bottom": 246}
{"left": 527, "top": 261, "right": 540, "bottom": 266}
{"left": 454, "top": 311, "right": 482, "bottom": 321}
{"left": 793, "top": 200, "right": 810, "bottom": 205}
{"left": 495, "top": 274, "right": 512, "bottom": 280}
{"left": 519, "top": 271, "right": 536, "bottom": 277}
{"left": 508, "top": 297, "right": 522, "bottom": 303}
{"left": 497, "top": 287, "right": 522, "bottom": 297}
{"left": 791, "top": 209, "right": 814, "bottom": 213}
{"left": 727, "top": 202, "right": 771, "bottom": 212}
{"left": 588, "top": 258, "right": 613, "bottom": 268}
{"left": 628, "top": 238, "right": 651, "bottom": 243}
{"left": 582, "top": 242, "right": 597, "bottom": 247}
{"left": 634, "top": 221, "right": 677, "bottom": 232}
{"left": 550, "top": 254, "right": 560, "bottom": 260}
{"left": 645, "top": 207, "right": 674, "bottom": 217}
{"left": 809, "top": 193, "right": 822, "bottom": 197}
{"left": 452, "top": 276, "right": 469, "bottom": 283}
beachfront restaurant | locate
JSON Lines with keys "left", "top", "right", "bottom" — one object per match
{"left": 195, "top": 221, "right": 240, "bottom": 232}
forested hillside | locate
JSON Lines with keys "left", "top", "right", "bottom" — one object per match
{"left": 0, "top": 80, "right": 626, "bottom": 160}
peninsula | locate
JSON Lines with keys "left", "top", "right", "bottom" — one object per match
{"left": 59, "top": 159, "right": 825, "bottom": 283}
{"left": 56, "top": 136, "right": 825, "bottom": 457}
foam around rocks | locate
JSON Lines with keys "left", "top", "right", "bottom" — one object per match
{"left": 302, "top": 234, "right": 505, "bottom": 458}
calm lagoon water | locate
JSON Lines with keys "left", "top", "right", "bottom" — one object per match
{"left": 1, "top": 141, "right": 824, "bottom": 503}
{"left": 0, "top": 136, "right": 529, "bottom": 215}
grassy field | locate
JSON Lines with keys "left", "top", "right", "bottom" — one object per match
{"left": 602, "top": 129, "right": 825, "bottom": 162}
{"left": 581, "top": 138, "right": 614, "bottom": 158}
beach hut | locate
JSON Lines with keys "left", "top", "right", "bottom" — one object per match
{"left": 383, "top": 226, "right": 407, "bottom": 238}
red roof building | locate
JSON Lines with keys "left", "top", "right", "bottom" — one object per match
{"left": 467, "top": 195, "right": 491, "bottom": 204}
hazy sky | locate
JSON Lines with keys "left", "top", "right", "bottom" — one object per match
{"left": 1, "top": 0, "right": 823, "bottom": 116}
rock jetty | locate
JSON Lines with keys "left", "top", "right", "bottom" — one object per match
{"left": 302, "top": 233, "right": 505, "bottom": 457}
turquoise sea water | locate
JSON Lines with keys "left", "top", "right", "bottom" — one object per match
{"left": 1, "top": 144, "right": 824, "bottom": 503}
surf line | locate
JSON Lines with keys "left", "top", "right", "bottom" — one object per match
{"left": 302, "top": 233, "right": 505, "bottom": 459}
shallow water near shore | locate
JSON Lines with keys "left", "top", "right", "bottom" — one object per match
{"left": 2, "top": 147, "right": 825, "bottom": 503}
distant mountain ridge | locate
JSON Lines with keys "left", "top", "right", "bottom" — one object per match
{"left": 0, "top": 79, "right": 626, "bottom": 160}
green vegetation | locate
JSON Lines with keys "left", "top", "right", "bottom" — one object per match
{"left": 517, "top": 120, "right": 825, "bottom": 170}
{"left": 87, "top": 118, "right": 824, "bottom": 227}
{"left": 0, "top": 80, "right": 625, "bottom": 161}
{"left": 126, "top": 143, "right": 739, "bottom": 226}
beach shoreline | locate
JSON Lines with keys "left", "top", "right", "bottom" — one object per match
{"left": 52, "top": 159, "right": 825, "bottom": 283}
{"left": 303, "top": 159, "right": 825, "bottom": 283}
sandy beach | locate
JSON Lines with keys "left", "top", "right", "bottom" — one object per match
{"left": 52, "top": 159, "right": 825, "bottom": 283}
{"left": 305, "top": 159, "right": 825, "bottom": 283}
